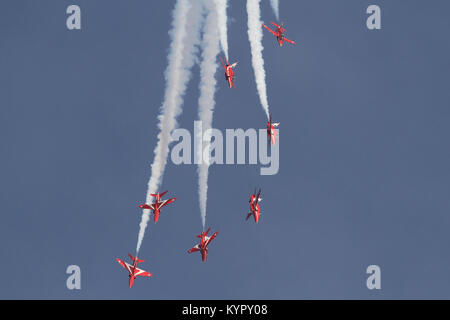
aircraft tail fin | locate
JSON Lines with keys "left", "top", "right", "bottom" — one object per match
{"left": 128, "top": 253, "right": 144, "bottom": 264}
{"left": 160, "top": 190, "right": 168, "bottom": 197}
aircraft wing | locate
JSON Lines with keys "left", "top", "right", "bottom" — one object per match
{"left": 134, "top": 267, "right": 152, "bottom": 277}
{"left": 262, "top": 24, "right": 277, "bottom": 36}
{"left": 270, "top": 21, "right": 281, "bottom": 28}
{"left": 255, "top": 189, "right": 262, "bottom": 205}
{"left": 117, "top": 258, "right": 132, "bottom": 273}
{"left": 188, "top": 245, "right": 200, "bottom": 253}
{"left": 140, "top": 203, "right": 156, "bottom": 211}
{"left": 160, "top": 190, "right": 168, "bottom": 197}
{"left": 160, "top": 197, "right": 176, "bottom": 208}
{"left": 205, "top": 232, "right": 218, "bottom": 246}
{"left": 284, "top": 37, "right": 296, "bottom": 45}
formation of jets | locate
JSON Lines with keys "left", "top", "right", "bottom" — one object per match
{"left": 217, "top": 22, "right": 293, "bottom": 143}
{"left": 117, "top": 20, "right": 295, "bottom": 287}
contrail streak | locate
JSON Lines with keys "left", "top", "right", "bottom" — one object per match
{"left": 214, "top": 0, "right": 229, "bottom": 60}
{"left": 247, "top": 0, "right": 270, "bottom": 120}
{"left": 270, "top": 0, "right": 279, "bottom": 21}
{"left": 197, "top": 0, "right": 220, "bottom": 230}
{"left": 136, "top": 0, "right": 204, "bottom": 254}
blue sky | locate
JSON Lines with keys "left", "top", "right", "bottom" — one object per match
{"left": 1, "top": 0, "right": 450, "bottom": 299}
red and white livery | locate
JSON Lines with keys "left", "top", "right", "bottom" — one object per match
{"left": 139, "top": 190, "right": 176, "bottom": 223}
{"left": 266, "top": 114, "right": 280, "bottom": 145}
{"left": 262, "top": 22, "right": 296, "bottom": 47}
{"left": 247, "top": 188, "right": 262, "bottom": 223}
{"left": 220, "top": 56, "right": 238, "bottom": 88}
{"left": 187, "top": 227, "right": 219, "bottom": 262}
{"left": 116, "top": 254, "right": 152, "bottom": 288}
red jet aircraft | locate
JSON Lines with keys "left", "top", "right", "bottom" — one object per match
{"left": 266, "top": 114, "right": 280, "bottom": 145}
{"left": 262, "top": 22, "right": 296, "bottom": 47}
{"left": 220, "top": 56, "right": 238, "bottom": 88}
{"left": 116, "top": 254, "right": 152, "bottom": 288}
{"left": 247, "top": 188, "right": 262, "bottom": 223}
{"left": 138, "top": 190, "right": 176, "bottom": 223}
{"left": 187, "top": 227, "right": 219, "bottom": 262}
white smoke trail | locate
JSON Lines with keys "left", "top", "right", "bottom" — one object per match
{"left": 213, "top": 0, "right": 229, "bottom": 60}
{"left": 270, "top": 0, "right": 279, "bottom": 21}
{"left": 247, "top": 0, "right": 270, "bottom": 120}
{"left": 136, "top": 0, "right": 204, "bottom": 254}
{"left": 197, "top": 0, "right": 220, "bottom": 230}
